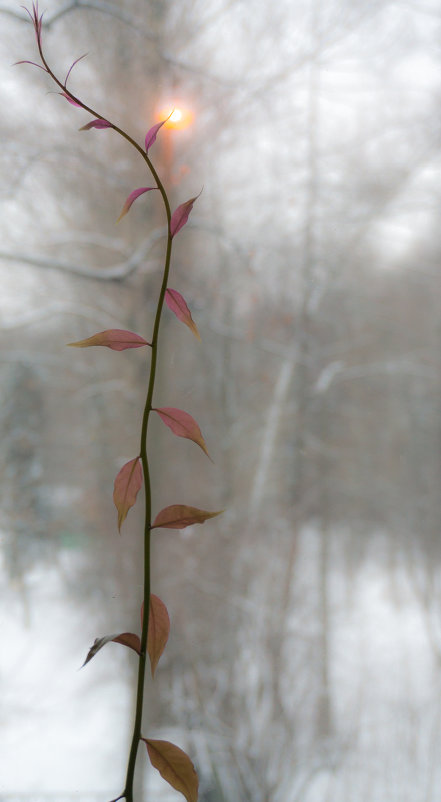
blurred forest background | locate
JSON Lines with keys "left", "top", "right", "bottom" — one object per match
{"left": 1, "top": 0, "right": 441, "bottom": 800}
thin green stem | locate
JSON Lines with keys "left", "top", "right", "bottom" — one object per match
{"left": 123, "top": 233, "right": 172, "bottom": 802}
{"left": 36, "top": 36, "right": 171, "bottom": 217}
{"left": 35, "top": 34, "right": 174, "bottom": 802}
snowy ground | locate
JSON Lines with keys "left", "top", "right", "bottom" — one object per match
{"left": 2, "top": 529, "right": 441, "bottom": 801}
{"left": 1, "top": 549, "right": 129, "bottom": 799}
{"left": 0, "top": 541, "right": 191, "bottom": 801}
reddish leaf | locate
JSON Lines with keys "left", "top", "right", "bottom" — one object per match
{"left": 152, "top": 505, "right": 222, "bottom": 530}
{"left": 170, "top": 191, "right": 201, "bottom": 238}
{"left": 153, "top": 407, "right": 211, "bottom": 460}
{"left": 68, "top": 329, "right": 150, "bottom": 351}
{"left": 82, "top": 632, "right": 141, "bottom": 667}
{"left": 142, "top": 739, "right": 198, "bottom": 802}
{"left": 117, "top": 187, "right": 157, "bottom": 223}
{"left": 165, "top": 289, "right": 200, "bottom": 341}
{"left": 145, "top": 113, "right": 172, "bottom": 152}
{"left": 14, "top": 59, "right": 48, "bottom": 73}
{"left": 64, "top": 53, "right": 87, "bottom": 87}
{"left": 80, "top": 118, "right": 112, "bottom": 131}
{"left": 113, "top": 457, "right": 143, "bottom": 532}
{"left": 23, "top": 2, "right": 44, "bottom": 44}
{"left": 147, "top": 594, "right": 170, "bottom": 677}
{"left": 59, "top": 92, "right": 83, "bottom": 107}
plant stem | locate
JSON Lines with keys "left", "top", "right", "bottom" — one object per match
{"left": 124, "top": 232, "right": 172, "bottom": 801}
{"left": 36, "top": 33, "right": 174, "bottom": 801}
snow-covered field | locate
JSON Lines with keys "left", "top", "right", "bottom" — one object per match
{"left": 2, "top": 529, "right": 441, "bottom": 801}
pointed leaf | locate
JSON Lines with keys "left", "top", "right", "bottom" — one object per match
{"left": 59, "top": 92, "right": 83, "bottom": 107}
{"left": 64, "top": 53, "right": 87, "bottom": 86}
{"left": 142, "top": 739, "right": 198, "bottom": 802}
{"left": 147, "top": 594, "right": 170, "bottom": 677}
{"left": 145, "top": 112, "right": 172, "bottom": 152}
{"left": 14, "top": 59, "right": 48, "bottom": 72}
{"left": 82, "top": 632, "right": 141, "bottom": 667}
{"left": 80, "top": 118, "right": 112, "bottom": 131}
{"left": 68, "top": 329, "right": 150, "bottom": 351}
{"left": 170, "top": 191, "right": 201, "bottom": 238}
{"left": 165, "top": 289, "right": 200, "bottom": 341}
{"left": 23, "top": 2, "right": 44, "bottom": 44}
{"left": 113, "top": 457, "right": 143, "bottom": 532}
{"left": 117, "top": 187, "right": 157, "bottom": 223}
{"left": 153, "top": 407, "right": 210, "bottom": 459}
{"left": 152, "top": 505, "right": 222, "bottom": 530}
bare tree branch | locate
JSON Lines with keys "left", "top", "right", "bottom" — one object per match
{"left": 1, "top": 1, "right": 237, "bottom": 85}
{"left": 0, "top": 1, "right": 156, "bottom": 38}
{"left": 0, "top": 228, "right": 165, "bottom": 282}
{"left": 0, "top": 301, "right": 120, "bottom": 331}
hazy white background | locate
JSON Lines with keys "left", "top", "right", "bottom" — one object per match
{"left": 1, "top": 1, "right": 441, "bottom": 800}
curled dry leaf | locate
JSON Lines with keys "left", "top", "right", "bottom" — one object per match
{"left": 165, "top": 289, "right": 200, "bottom": 340}
{"left": 153, "top": 407, "right": 211, "bottom": 459}
{"left": 117, "top": 187, "right": 157, "bottom": 223}
{"left": 142, "top": 739, "right": 198, "bottom": 802}
{"left": 82, "top": 632, "right": 141, "bottom": 667}
{"left": 113, "top": 457, "right": 143, "bottom": 532}
{"left": 79, "top": 118, "right": 112, "bottom": 131}
{"left": 152, "top": 505, "right": 222, "bottom": 530}
{"left": 147, "top": 594, "right": 170, "bottom": 677}
{"left": 68, "top": 329, "right": 150, "bottom": 351}
{"left": 170, "top": 191, "right": 202, "bottom": 237}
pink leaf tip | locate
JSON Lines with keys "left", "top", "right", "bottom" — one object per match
{"left": 152, "top": 504, "right": 222, "bottom": 530}
{"left": 22, "top": 2, "right": 44, "bottom": 44}
{"left": 117, "top": 187, "right": 157, "bottom": 223}
{"left": 59, "top": 92, "right": 83, "bottom": 108}
{"left": 64, "top": 53, "right": 87, "bottom": 87}
{"left": 165, "top": 288, "right": 201, "bottom": 341}
{"left": 14, "top": 59, "right": 48, "bottom": 73}
{"left": 147, "top": 594, "right": 170, "bottom": 677}
{"left": 113, "top": 457, "right": 143, "bottom": 532}
{"left": 79, "top": 118, "right": 112, "bottom": 131}
{"left": 170, "top": 190, "right": 202, "bottom": 238}
{"left": 153, "top": 407, "right": 211, "bottom": 460}
{"left": 145, "top": 112, "right": 173, "bottom": 152}
{"left": 67, "top": 329, "right": 150, "bottom": 351}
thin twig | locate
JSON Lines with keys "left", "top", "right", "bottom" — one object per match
{"left": 0, "top": 229, "right": 165, "bottom": 281}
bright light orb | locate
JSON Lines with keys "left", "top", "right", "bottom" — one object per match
{"left": 157, "top": 104, "right": 194, "bottom": 130}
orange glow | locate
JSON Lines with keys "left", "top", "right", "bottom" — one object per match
{"left": 157, "top": 105, "right": 194, "bottom": 130}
